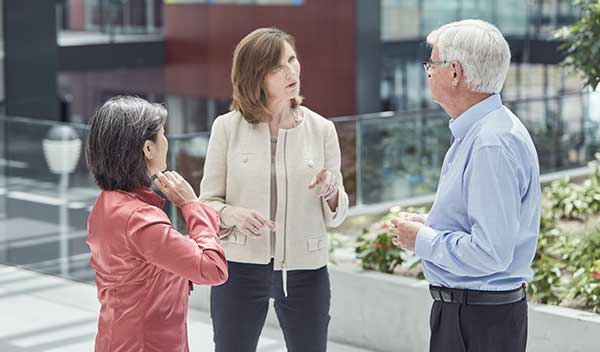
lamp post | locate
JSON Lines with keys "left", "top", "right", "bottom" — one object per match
{"left": 42, "top": 126, "right": 81, "bottom": 278}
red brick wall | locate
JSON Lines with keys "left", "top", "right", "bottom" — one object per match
{"left": 165, "top": 0, "right": 357, "bottom": 117}
{"left": 68, "top": 0, "right": 86, "bottom": 30}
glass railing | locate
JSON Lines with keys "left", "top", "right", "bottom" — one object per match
{"left": 352, "top": 109, "right": 450, "bottom": 205}
{"left": 0, "top": 116, "right": 96, "bottom": 282}
{"left": 347, "top": 91, "right": 600, "bottom": 206}
{"left": 160, "top": 91, "right": 600, "bottom": 209}
{"left": 165, "top": 132, "right": 211, "bottom": 232}
{"left": 0, "top": 117, "right": 210, "bottom": 283}
{"left": 1, "top": 90, "right": 599, "bottom": 281}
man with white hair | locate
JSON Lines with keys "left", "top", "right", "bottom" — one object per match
{"left": 389, "top": 20, "right": 541, "bottom": 352}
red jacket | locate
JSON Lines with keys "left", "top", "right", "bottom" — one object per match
{"left": 87, "top": 187, "right": 228, "bottom": 352}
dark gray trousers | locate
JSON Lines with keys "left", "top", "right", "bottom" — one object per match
{"left": 430, "top": 298, "right": 528, "bottom": 352}
{"left": 210, "top": 260, "right": 331, "bottom": 352}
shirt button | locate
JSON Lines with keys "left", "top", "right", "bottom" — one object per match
{"left": 307, "top": 160, "right": 314, "bottom": 168}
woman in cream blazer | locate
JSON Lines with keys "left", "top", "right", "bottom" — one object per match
{"left": 200, "top": 28, "right": 348, "bottom": 352}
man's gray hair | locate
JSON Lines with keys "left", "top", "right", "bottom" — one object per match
{"left": 427, "top": 19, "right": 511, "bottom": 94}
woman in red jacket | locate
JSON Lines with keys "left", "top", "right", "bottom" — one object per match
{"left": 85, "top": 95, "right": 228, "bottom": 352}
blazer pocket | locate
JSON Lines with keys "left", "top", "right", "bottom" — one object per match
{"left": 307, "top": 236, "right": 328, "bottom": 252}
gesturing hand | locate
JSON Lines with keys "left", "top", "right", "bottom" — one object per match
{"left": 220, "top": 206, "right": 275, "bottom": 239}
{"left": 308, "top": 168, "right": 339, "bottom": 201}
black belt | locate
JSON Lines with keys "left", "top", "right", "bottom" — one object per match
{"left": 429, "top": 284, "right": 526, "bottom": 305}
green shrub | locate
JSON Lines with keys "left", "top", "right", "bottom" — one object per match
{"left": 556, "top": 0, "right": 600, "bottom": 90}
{"left": 355, "top": 230, "right": 405, "bottom": 273}
{"left": 354, "top": 207, "right": 426, "bottom": 274}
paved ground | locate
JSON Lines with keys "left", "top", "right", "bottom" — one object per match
{"left": 0, "top": 265, "right": 373, "bottom": 352}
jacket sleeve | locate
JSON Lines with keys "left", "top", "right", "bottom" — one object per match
{"left": 199, "top": 116, "right": 235, "bottom": 238}
{"left": 321, "top": 121, "right": 349, "bottom": 227}
{"left": 127, "top": 201, "right": 228, "bottom": 285}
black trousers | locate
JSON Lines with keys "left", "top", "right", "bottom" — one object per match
{"left": 429, "top": 298, "right": 528, "bottom": 352}
{"left": 210, "top": 260, "right": 331, "bottom": 352}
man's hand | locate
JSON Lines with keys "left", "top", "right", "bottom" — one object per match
{"left": 389, "top": 218, "right": 425, "bottom": 251}
{"left": 395, "top": 212, "right": 427, "bottom": 224}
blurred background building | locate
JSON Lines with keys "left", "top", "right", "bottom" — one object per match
{"left": 0, "top": 0, "right": 599, "bottom": 324}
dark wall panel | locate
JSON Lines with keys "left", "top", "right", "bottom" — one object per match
{"left": 58, "top": 41, "right": 166, "bottom": 71}
{"left": 4, "top": 0, "right": 59, "bottom": 120}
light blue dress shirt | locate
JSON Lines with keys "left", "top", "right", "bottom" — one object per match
{"left": 415, "top": 94, "right": 541, "bottom": 291}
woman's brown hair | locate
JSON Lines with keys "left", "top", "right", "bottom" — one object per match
{"left": 230, "top": 27, "right": 302, "bottom": 124}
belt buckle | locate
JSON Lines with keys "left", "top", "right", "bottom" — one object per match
{"left": 440, "top": 290, "right": 452, "bottom": 303}
{"left": 430, "top": 288, "right": 442, "bottom": 301}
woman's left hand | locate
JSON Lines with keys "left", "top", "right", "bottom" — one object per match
{"left": 308, "top": 169, "right": 339, "bottom": 201}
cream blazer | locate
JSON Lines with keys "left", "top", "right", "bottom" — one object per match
{"left": 199, "top": 106, "right": 349, "bottom": 272}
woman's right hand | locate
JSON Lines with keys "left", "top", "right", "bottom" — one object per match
{"left": 220, "top": 206, "right": 274, "bottom": 239}
{"left": 153, "top": 171, "right": 199, "bottom": 207}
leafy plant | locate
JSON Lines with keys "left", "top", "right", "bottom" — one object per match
{"left": 543, "top": 178, "right": 589, "bottom": 220}
{"left": 355, "top": 206, "right": 427, "bottom": 274}
{"left": 528, "top": 254, "right": 564, "bottom": 305}
{"left": 528, "top": 155, "right": 600, "bottom": 311}
{"left": 355, "top": 230, "right": 405, "bottom": 273}
{"left": 541, "top": 154, "right": 600, "bottom": 223}
{"left": 564, "top": 257, "right": 600, "bottom": 313}
{"left": 556, "top": 0, "right": 600, "bottom": 90}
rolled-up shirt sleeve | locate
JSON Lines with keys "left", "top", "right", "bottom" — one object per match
{"left": 127, "top": 201, "right": 228, "bottom": 285}
{"left": 415, "top": 145, "right": 521, "bottom": 276}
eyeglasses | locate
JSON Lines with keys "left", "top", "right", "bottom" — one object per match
{"left": 422, "top": 59, "right": 447, "bottom": 72}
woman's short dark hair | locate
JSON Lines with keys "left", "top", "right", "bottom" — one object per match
{"left": 86, "top": 95, "right": 167, "bottom": 191}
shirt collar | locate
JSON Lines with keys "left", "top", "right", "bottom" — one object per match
{"left": 449, "top": 94, "right": 502, "bottom": 141}
{"left": 129, "top": 187, "right": 165, "bottom": 208}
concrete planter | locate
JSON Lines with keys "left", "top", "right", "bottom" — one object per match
{"left": 190, "top": 264, "right": 600, "bottom": 352}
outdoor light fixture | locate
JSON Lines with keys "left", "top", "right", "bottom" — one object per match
{"left": 42, "top": 125, "right": 82, "bottom": 277}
